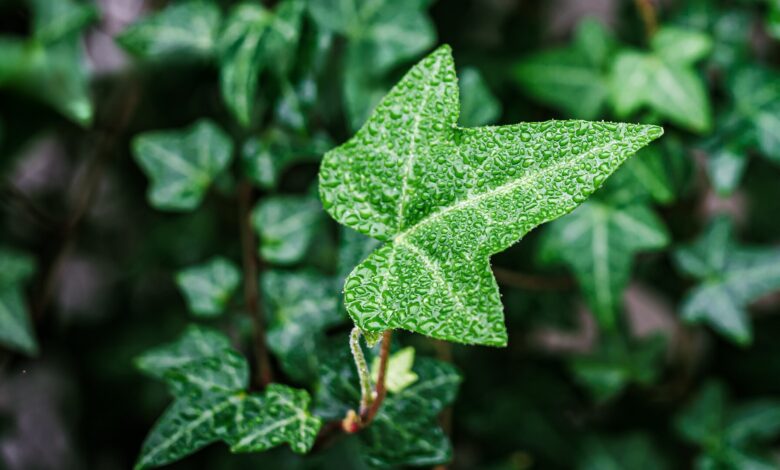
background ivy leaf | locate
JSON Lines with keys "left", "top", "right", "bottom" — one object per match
{"left": 132, "top": 119, "right": 233, "bottom": 212}
{"left": 514, "top": 18, "right": 612, "bottom": 119}
{"left": 320, "top": 45, "right": 662, "bottom": 346}
{"left": 117, "top": 0, "right": 221, "bottom": 60}
{"left": 578, "top": 433, "right": 670, "bottom": 470}
{"left": 674, "top": 217, "right": 780, "bottom": 345}
{"left": 176, "top": 257, "right": 241, "bottom": 318}
{"left": 251, "top": 195, "right": 322, "bottom": 265}
{"left": 569, "top": 335, "right": 666, "bottom": 403}
{"left": 458, "top": 67, "right": 501, "bottom": 127}
{"left": 134, "top": 325, "right": 233, "bottom": 379}
{"left": 609, "top": 26, "right": 712, "bottom": 132}
{"left": 29, "top": 0, "right": 97, "bottom": 44}
{"left": 241, "top": 129, "right": 331, "bottom": 191}
{"left": 0, "top": 248, "right": 38, "bottom": 355}
{"left": 262, "top": 270, "right": 342, "bottom": 382}
{"left": 539, "top": 201, "right": 669, "bottom": 327}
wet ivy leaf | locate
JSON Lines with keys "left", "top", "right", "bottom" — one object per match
{"left": 134, "top": 325, "right": 233, "bottom": 379}
{"left": 610, "top": 26, "right": 712, "bottom": 132}
{"left": 458, "top": 67, "right": 501, "bottom": 127}
{"left": 218, "top": 0, "right": 304, "bottom": 126}
{"left": 0, "top": 248, "right": 38, "bottom": 356}
{"left": 262, "top": 270, "right": 342, "bottom": 382}
{"left": 252, "top": 195, "right": 322, "bottom": 265}
{"left": 370, "top": 346, "right": 418, "bottom": 393}
{"left": 316, "top": 348, "right": 461, "bottom": 467}
{"left": 136, "top": 328, "right": 321, "bottom": 469}
{"left": 132, "top": 119, "right": 233, "bottom": 212}
{"left": 176, "top": 257, "right": 241, "bottom": 318}
{"left": 538, "top": 201, "right": 669, "bottom": 328}
{"left": 319, "top": 45, "right": 662, "bottom": 346}
{"left": 674, "top": 217, "right": 780, "bottom": 345}
{"left": 225, "top": 384, "right": 322, "bottom": 454}
{"left": 117, "top": 0, "right": 221, "bottom": 59}
{"left": 569, "top": 335, "right": 666, "bottom": 402}
{"left": 515, "top": 18, "right": 613, "bottom": 119}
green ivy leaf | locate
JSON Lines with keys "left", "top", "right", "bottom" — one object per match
{"left": 252, "top": 195, "right": 322, "bottom": 265}
{"left": 117, "top": 0, "right": 221, "bottom": 59}
{"left": 0, "top": 248, "right": 38, "bottom": 355}
{"left": 29, "top": 0, "right": 97, "bottom": 44}
{"left": 225, "top": 384, "right": 322, "bottom": 454}
{"left": 262, "top": 270, "right": 342, "bottom": 382}
{"left": 132, "top": 119, "right": 234, "bottom": 212}
{"left": 176, "top": 257, "right": 241, "bottom": 318}
{"left": 241, "top": 128, "right": 331, "bottom": 190}
{"left": 673, "top": 217, "right": 780, "bottom": 345}
{"left": 609, "top": 27, "right": 712, "bottom": 132}
{"left": 370, "top": 346, "right": 418, "bottom": 393}
{"left": 515, "top": 18, "right": 613, "bottom": 119}
{"left": 317, "top": 348, "right": 461, "bottom": 467}
{"left": 579, "top": 433, "right": 669, "bottom": 470}
{"left": 569, "top": 335, "right": 666, "bottom": 402}
{"left": 136, "top": 328, "right": 321, "bottom": 469}
{"left": 458, "top": 67, "right": 501, "bottom": 127}
{"left": 218, "top": 0, "right": 304, "bottom": 126}
{"left": 539, "top": 201, "right": 669, "bottom": 327}
{"left": 319, "top": 45, "right": 662, "bottom": 346}
{"left": 135, "top": 325, "right": 233, "bottom": 379}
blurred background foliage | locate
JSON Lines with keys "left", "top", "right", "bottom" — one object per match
{"left": 1, "top": 0, "right": 780, "bottom": 468}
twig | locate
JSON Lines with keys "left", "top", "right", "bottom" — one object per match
{"left": 633, "top": 0, "right": 658, "bottom": 39}
{"left": 493, "top": 266, "right": 574, "bottom": 291}
{"left": 34, "top": 78, "right": 140, "bottom": 322}
{"left": 238, "top": 180, "right": 274, "bottom": 388}
{"left": 342, "top": 329, "right": 393, "bottom": 433}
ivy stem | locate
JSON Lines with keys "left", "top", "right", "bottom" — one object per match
{"left": 238, "top": 180, "right": 274, "bottom": 388}
{"left": 633, "top": 0, "right": 658, "bottom": 39}
{"left": 344, "top": 329, "right": 392, "bottom": 433}
{"left": 349, "top": 327, "right": 374, "bottom": 413}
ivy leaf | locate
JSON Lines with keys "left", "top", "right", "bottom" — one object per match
{"left": 515, "top": 18, "right": 613, "bottom": 119}
{"left": 262, "top": 270, "right": 342, "bottom": 382}
{"left": 225, "top": 384, "right": 322, "bottom": 454}
{"left": 316, "top": 349, "right": 461, "bottom": 467}
{"left": 175, "top": 257, "right": 241, "bottom": 318}
{"left": 370, "top": 346, "right": 418, "bottom": 393}
{"left": 609, "top": 27, "right": 712, "bottom": 132}
{"left": 319, "top": 45, "right": 662, "bottom": 346}
{"left": 218, "top": 0, "right": 304, "bottom": 126}
{"left": 132, "top": 119, "right": 233, "bottom": 212}
{"left": 136, "top": 328, "right": 321, "bottom": 469}
{"left": 134, "top": 325, "right": 233, "bottom": 379}
{"left": 117, "top": 0, "right": 221, "bottom": 60}
{"left": 251, "top": 195, "right": 322, "bottom": 265}
{"left": 458, "top": 67, "right": 501, "bottom": 127}
{"left": 241, "top": 128, "right": 331, "bottom": 190}
{"left": 29, "top": 0, "right": 97, "bottom": 44}
{"left": 599, "top": 145, "right": 678, "bottom": 205}
{"left": 673, "top": 217, "right": 780, "bottom": 345}
{"left": 569, "top": 335, "right": 666, "bottom": 402}
{"left": 539, "top": 201, "right": 669, "bottom": 327}
{"left": 579, "top": 433, "right": 669, "bottom": 470}
{"left": 0, "top": 248, "right": 38, "bottom": 355}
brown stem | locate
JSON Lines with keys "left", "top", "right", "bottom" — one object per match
{"left": 34, "top": 79, "right": 140, "bottom": 322}
{"left": 362, "top": 330, "right": 392, "bottom": 425}
{"left": 238, "top": 180, "right": 273, "bottom": 388}
{"left": 633, "top": 0, "right": 658, "bottom": 39}
{"left": 493, "top": 266, "right": 574, "bottom": 291}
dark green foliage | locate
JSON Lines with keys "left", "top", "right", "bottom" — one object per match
{"left": 2, "top": 0, "right": 780, "bottom": 469}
